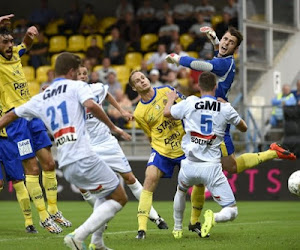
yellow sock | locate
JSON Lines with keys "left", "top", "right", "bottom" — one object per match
{"left": 190, "top": 185, "right": 205, "bottom": 225}
{"left": 26, "top": 175, "right": 49, "bottom": 221}
{"left": 42, "top": 171, "right": 58, "bottom": 215}
{"left": 137, "top": 189, "right": 153, "bottom": 231}
{"left": 13, "top": 181, "right": 33, "bottom": 227}
{"left": 236, "top": 150, "right": 278, "bottom": 173}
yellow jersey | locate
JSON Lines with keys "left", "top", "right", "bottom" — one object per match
{"left": 134, "top": 86, "right": 185, "bottom": 159}
{"left": 0, "top": 43, "right": 31, "bottom": 112}
{"left": 0, "top": 104, "right": 7, "bottom": 137}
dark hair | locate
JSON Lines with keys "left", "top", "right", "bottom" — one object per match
{"left": 198, "top": 72, "right": 217, "bottom": 91}
{"left": 55, "top": 52, "right": 81, "bottom": 76}
{"left": 0, "top": 27, "right": 12, "bottom": 37}
{"left": 128, "top": 70, "right": 140, "bottom": 88}
{"left": 227, "top": 27, "right": 243, "bottom": 47}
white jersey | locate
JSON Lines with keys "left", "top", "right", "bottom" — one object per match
{"left": 85, "top": 83, "right": 112, "bottom": 145}
{"left": 15, "top": 78, "right": 95, "bottom": 168}
{"left": 170, "top": 95, "right": 241, "bottom": 163}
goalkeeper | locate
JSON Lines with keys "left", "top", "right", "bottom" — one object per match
{"left": 166, "top": 26, "right": 296, "bottom": 236}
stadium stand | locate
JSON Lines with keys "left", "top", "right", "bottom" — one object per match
{"left": 67, "top": 35, "right": 86, "bottom": 52}
{"left": 49, "top": 35, "right": 67, "bottom": 53}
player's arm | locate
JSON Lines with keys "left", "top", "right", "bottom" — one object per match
{"left": 84, "top": 99, "right": 132, "bottom": 141}
{"left": 235, "top": 119, "right": 247, "bottom": 132}
{"left": 0, "top": 111, "right": 19, "bottom": 131}
{"left": 0, "top": 14, "right": 14, "bottom": 27}
{"left": 23, "top": 26, "right": 38, "bottom": 49}
{"left": 105, "top": 92, "right": 133, "bottom": 121}
{"left": 164, "top": 89, "right": 179, "bottom": 119}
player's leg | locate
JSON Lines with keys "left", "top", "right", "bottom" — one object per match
{"left": 173, "top": 186, "right": 186, "bottom": 239}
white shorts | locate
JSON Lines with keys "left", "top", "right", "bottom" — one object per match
{"left": 178, "top": 158, "right": 235, "bottom": 207}
{"left": 62, "top": 153, "right": 119, "bottom": 199}
{"left": 91, "top": 136, "right": 131, "bottom": 174}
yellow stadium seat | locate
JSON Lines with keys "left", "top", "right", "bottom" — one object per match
{"left": 22, "top": 66, "right": 35, "bottom": 82}
{"left": 180, "top": 33, "right": 194, "bottom": 50}
{"left": 103, "top": 35, "right": 112, "bottom": 45}
{"left": 211, "top": 15, "right": 223, "bottom": 29}
{"left": 51, "top": 53, "right": 60, "bottom": 67}
{"left": 45, "top": 19, "right": 65, "bottom": 36}
{"left": 67, "top": 35, "right": 86, "bottom": 52}
{"left": 28, "top": 81, "right": 40, "bottom": 96}
{"left": 93, "top": 65, "right": 103, "bottom": 72}
{"left": 21, "top": 54, "right": 30, "bottom": 66}
{"left": 98, "top": 16, "right": 117, "bottom": 34}
{"left": 141, "top": 34, "right": 158, "bottom": 52}
{"left": 86, "top": 35, "right": 103, "bottom": 50}
{"left": 143, "top": 52, "right": 155, "bottom": 70}
{"left": 74, "top": 53, "right": 85, "bottom": 59}
{"left": 112, "top": 65, "right": 130, "bottom": 87}
{"left": 186, "top": 51, "right": 199, "bottom": 59}
{"left": 49, "top": 36, "right": 67, "bottom": 53}
{"left": 36, "top": 66, "right": 52, "bottom": 83}
{"left": 125, "top": 52, "right": 143, "bottom": 70}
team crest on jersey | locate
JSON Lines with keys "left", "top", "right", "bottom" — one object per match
{"left": 155, "top": 104, "right": 160, "bottom": 110}
{"left": 54, "top": 126, "right": 77, "bottom": 147}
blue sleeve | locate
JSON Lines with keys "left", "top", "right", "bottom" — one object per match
{"left": 207, "top": 57, "right": 232, "bottom": 76}
{"left": 179, "top": 56, "right": 196, "bottom": 68}
{"left": 272, "top": 97, "right": 281, "bottom": 106}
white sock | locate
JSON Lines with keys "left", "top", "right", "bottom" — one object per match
{"left": 127, "top": 178, "right": 160, "bottom": 221}
{"left": 75, "top": 199, "right": 122, "bottom": 241}
{"left": 214, "top": 206, "right": 238, "bottom": 222}
{"left": 90, "top": 225, "right": 105, "bottom": 248}
{"left": 81, "top": 191, "right": 96, "bottom": 208}
{"left": 173, "top": 188, "right": 186, "bottom": 230}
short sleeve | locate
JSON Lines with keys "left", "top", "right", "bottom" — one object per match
{"left": 77, "top": 81, "right": 95, "bottom": 104}
{"left": 170, "top": 99, "right": 189, "bottom": 120}
{"left": 14, "top": 96, "right": 40, "bottom": 120}
{"left": 224, "top": 103, "right": 241, "bottom": 126}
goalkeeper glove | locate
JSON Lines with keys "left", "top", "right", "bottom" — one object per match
{"left": 200, "top": 26, "right": 219, "bottom": 46}
{"left": 165, "top": 53, "right": 180, "bottom": 66}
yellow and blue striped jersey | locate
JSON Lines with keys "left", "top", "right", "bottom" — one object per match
{"left": 0, "top": 43, "right": 31, "bottom": 112}
{"left": 134, "top": 86, "right": 185, "bottom": 159}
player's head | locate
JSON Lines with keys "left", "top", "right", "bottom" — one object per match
{"left": 219, "top": 27, "right": 243, "bottom": 57}
{"left": 55, "top": 52, "right": 81, "bottom": 80}
{"left": 0, "top": 27, "right": 14, "bottom": 60}
{"left": 198, "top": 71, "right": 217, "bottom": 94}
{"left": 129, "top": 70, "right": 151, "bottom": 93}
{"left": 77, "top": 64, "right": 89, "bottom": 82}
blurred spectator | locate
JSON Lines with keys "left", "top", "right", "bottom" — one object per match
{"left": 89, "top": 71, "right": 100, "bottom": 84}
{"left": 146, "top": 43, "right": 167, "bottom": 70}
{"left": 215, "top": 11, "right": 232, "bottom": 39}
{"left": 159, "top": 61, "right": 171, "bottom": 83}
{"left": 28, "top": 30, "right": 49, "bottom": 69}
{"left": 105, "top": 71, "right": 123, "bottom": 98}
{"left": 117, "top": 11, "right": 141, "bottom": 52}
{"left": 138, "top": 60, "right": 149, "bottom": 77}
{"left": 173, "top": 0, "right": 194, "bottom": 33}
{"left": 79, "top": 3, "right": 98, "bottom": 34}
{"left": 292, "top": 80, "right": 300, "bottom": 105}
{"left": 82, "top": 58, "right": 93, "bottom": 78}
{"left": 149, "top": 69, "right": 163, "bottom": 88}
{"left": 168, "top": 43, "right": 188, "bottom": 72}
{"left": 155, "top": 1, "right": 173, "bottom": 27}
{"left": 125, "top": 82, "right": 140, "bottom": 106}
{"left": 97, "top": 57, "right": 116, "bottom": 83}
{"left": 158, "top": 15, "right": 180, "bottom": 52}
{"left": 107, "top": 89, "right": 132, "bottom": 129}
{"left": 116, "top": 0, "right": 134, "bottom": 21}
{"left": 136, "top": 0, "right": 157, "bottom": 34}
{"left": 59, "top": 1, "right": 82, "bottom": 34}
{"left": 13, "top": 17, "right": 28, "bottom": 45}
{"left": 29, "top": 0, "right": 57, "bottom": 28}
{"left": 187, "top": 12, "right": 211, "bottom": 51}
{"left": 86, "top": 36, "right": 103, "bottom": 67}
{"left": 40, "top": 68, "right": 54, "bottom": 92}
{"left": 165, "top": 70, "right": 179, "bottom": 88}
{"left": 223, "top": 0, "right": 238, "bottom": 28}
{"left": 270, "top": 84, "right": 297, "bottom": 127}
{"left": 194, "top": 0, "right": 216, "bottom": 22}
{"left": 104, "top": 27, "right": 127, "bottom": 65}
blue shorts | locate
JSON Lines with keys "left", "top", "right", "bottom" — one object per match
{"left": 220, "top": 124, "right": 235, "bottom": 157}
{"left": 6, "top": 117, "right": 52, "bottom": 160}
{"left": 0, "top": 137, "right": 25, "bottom": 181}
{"left": 147, "top": 148, "right": 185, "bottom": 178}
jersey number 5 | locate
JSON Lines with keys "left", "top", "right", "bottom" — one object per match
{"left": 200, "top": 114, "right": 213, "bottom": 134}
{"left": 46, "top": 101, "right": 69, "bottom": 131}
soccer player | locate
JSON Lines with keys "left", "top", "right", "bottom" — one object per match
{"left": 166, "top": 26, "right": 296, "bottom": 235}
{"left": 129, "top": 70, "right": 186, "bottom": 239}
{"left": 77, "top": 66, "right": 168, "bottom": 239}
{"left": 0, "top": 52, "right": 129, "bottom": 250}
{"left": 0, "top": 23, "right": 70, "bottom": 233}
{"left": 164, "top": 71, "right": 247, "bottom": 238}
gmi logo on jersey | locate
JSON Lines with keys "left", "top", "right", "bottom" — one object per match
{"left": 54, "top": 126, "right": 77, "bottom": 147}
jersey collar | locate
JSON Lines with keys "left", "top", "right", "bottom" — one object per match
{"left": 201, "top": 95, "right": 216, "bottom": 100}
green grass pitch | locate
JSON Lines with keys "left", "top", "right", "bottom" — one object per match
{"left": 0, "top": 200, "right": 300, "bottom": 250}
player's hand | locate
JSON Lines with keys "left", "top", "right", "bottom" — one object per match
{"left": 0, "top": 14, "right": 14, "bottom": 27}
{"left": 200, "top": 26, "right": 219, "bottom": 46}
{"left": 112, "top": 126, "right": 132, "bottom": 141}
{"left": 165, "top": 53, "right": 180, "bottom": 66}
{"left": 217, "top": 97, "right": 227, "bottom": 103}
{"left": 120, "top": 109, "right": 133, "bottom": 121}
{"left": 166, "top": 89, "right": 179, "bottom": 102}
{"left": 26, "top": 26, "right": 39, "bottom": 40}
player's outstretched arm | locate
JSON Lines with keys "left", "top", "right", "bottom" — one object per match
{"left": 0, "top": 14, "right": 14, "bottom": 27}
{"left": 0, "top": 111, "right": 19, "bottom": 131}
{"left": 200, "top": 26, "right": 219, "bottom": 51}
{"left": 23, "top": 26, "right": 38, "bottom": 49}
{"left": 106, "top": 92, "right": 133, "bottom": 121}
{"left": 164, "top": 90, "right": 179, "bottom": 119}
{"left": 236, "top": 119, "right": 247, "bottom": 132}
{"left": 84, "top": 99, "right": 132, "bottom": 141}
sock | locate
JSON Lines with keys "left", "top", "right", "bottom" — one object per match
{"left": 173, "top": 188, "right": 186, "bottom": 230}
{"left": 75, "top": 199, "right": 122, "bottom": 241}
{"left": 81, "top": 191, "right": 96, "bottom": 208}
{"left": 13, "top": 181, "right": 33, "bottom": 227}
{"left": 26, "top": 175, "right": 49, "bottom": 221}
{"left": 214, "top": 206, "right": 238, "bottom": 222}
{"left": 190, "top": 185, "right": 205, "bottom": 225}
{"left": 137, "top": 189, "right": 153, "bottom": 231}
{"left": 42, "top": 171, "right": 58, "bottom": 215}
{"left": 236, "top": 150, "right": 278, "bottom": 173}
{"left": 127, "top": 179, "right": 159, "bottom": 220}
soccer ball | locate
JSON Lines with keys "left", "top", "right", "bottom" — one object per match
{"left": 288, "top": 170, "right": 300, "bottom": 196}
